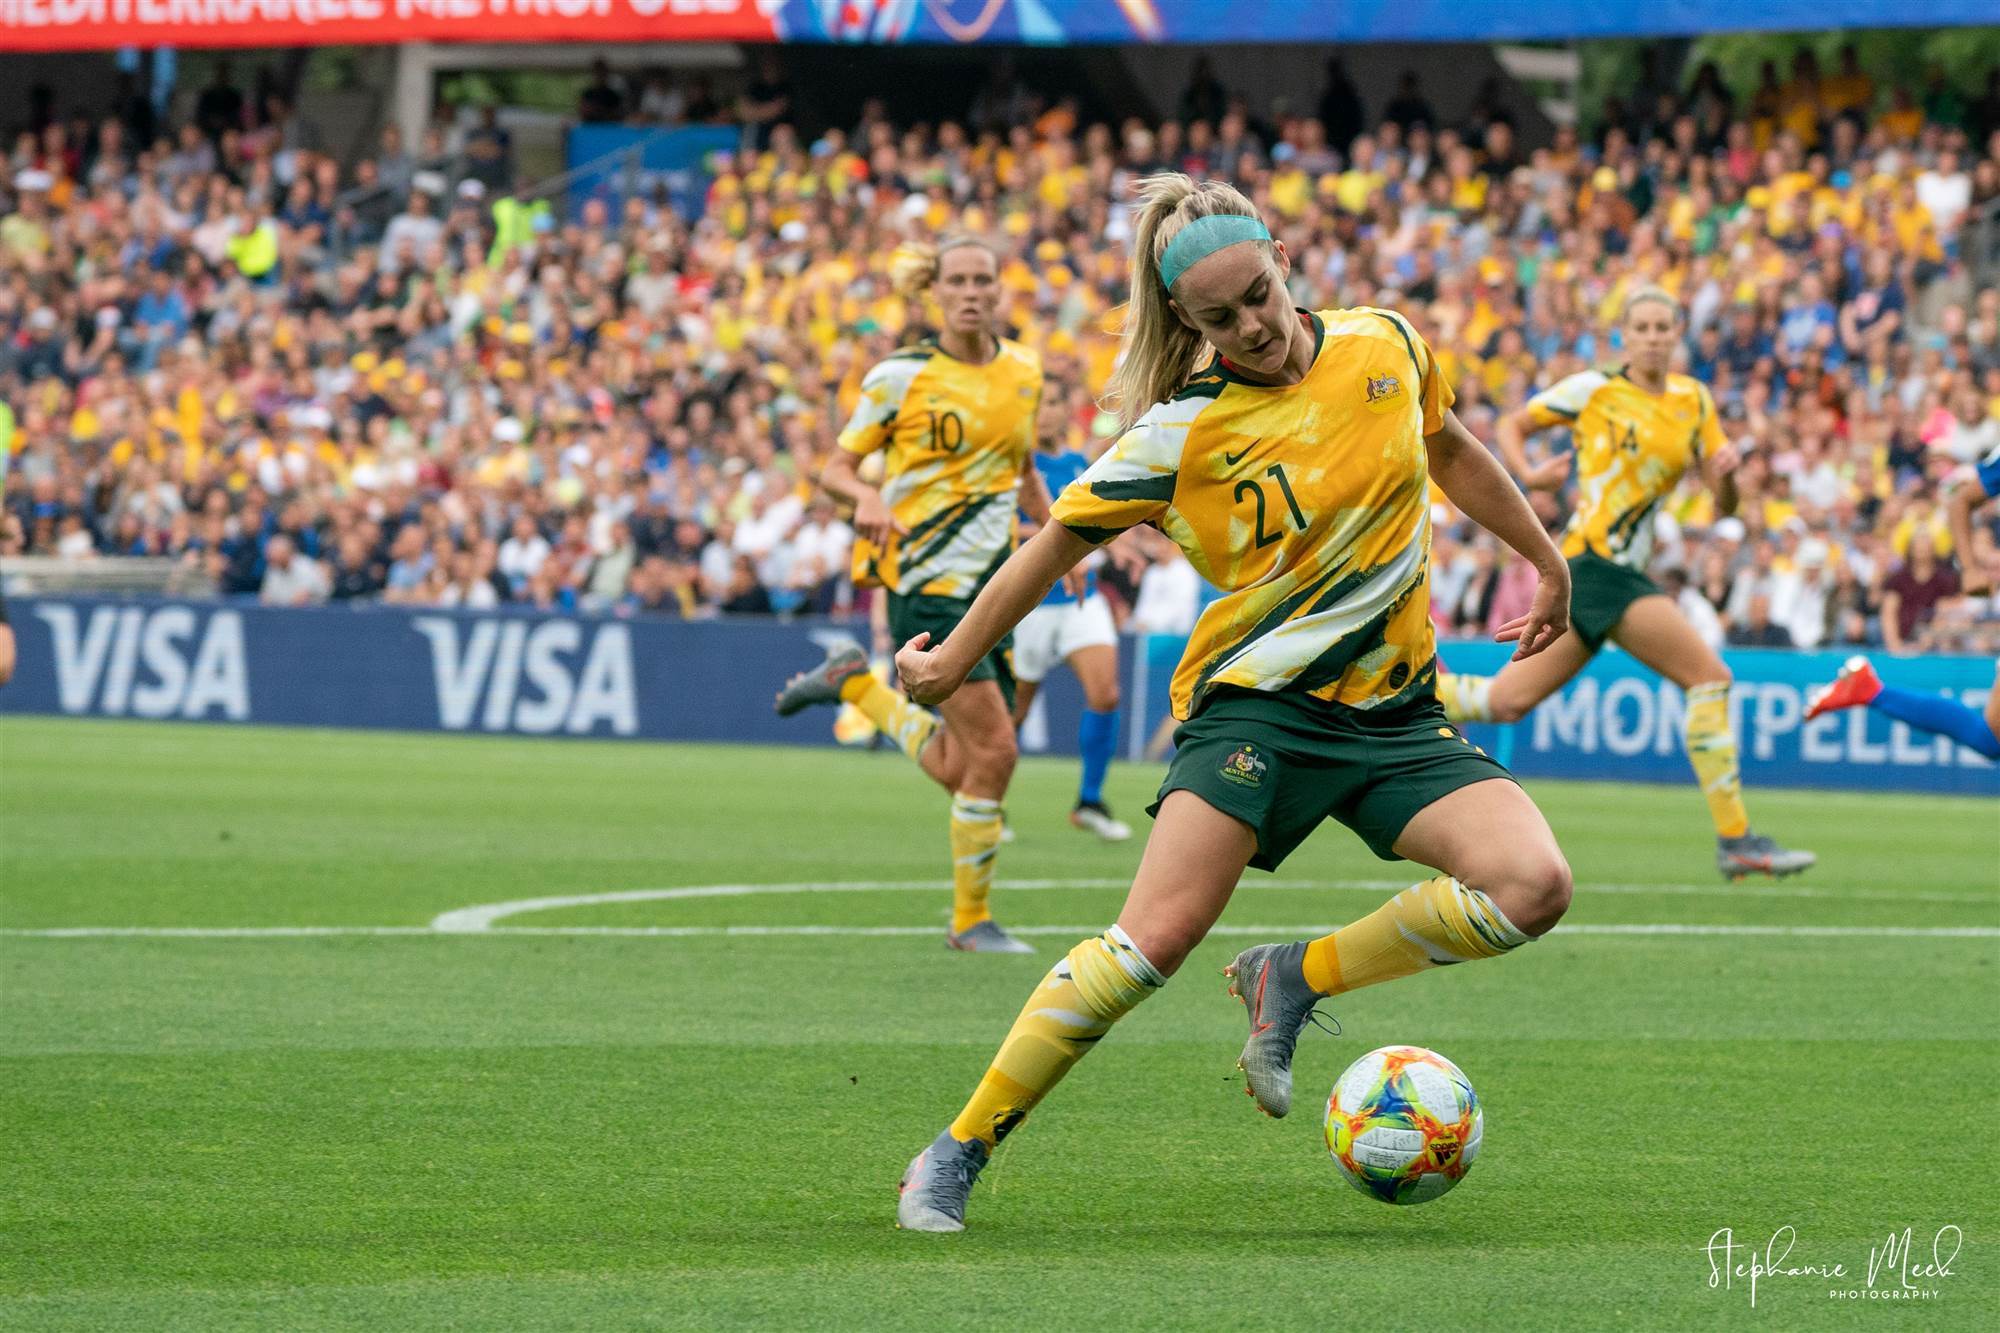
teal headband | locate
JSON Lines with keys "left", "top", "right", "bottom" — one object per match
{"left": 1157, "top": 214, "right": 1271, "bottom": 291}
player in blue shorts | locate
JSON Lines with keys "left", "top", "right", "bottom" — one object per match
{"left": 1012, "top": 390, "right": 1132, "bottom": 840}
{"left": 1806, "top": 447, "right": 2000, "bottom": 758}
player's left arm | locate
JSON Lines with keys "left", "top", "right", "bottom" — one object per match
{"left": 1427, "top": 407, "right": 1571, "bottom": 660}
{"left": 1402, "top": 317, "right": 1568, "bottom": 658}
{"left": 896, "top": 522, "right": 1094, "bottom": 705}
{"left": 1694, "top": 384, "right": 1741, "bottom": 517}
{"left": 1947, "top": 476, "right": 1993, "bottom": 595}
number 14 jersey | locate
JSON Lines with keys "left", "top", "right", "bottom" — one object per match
{"left": 1053, "top": 309, "right": 1447, "bottom": 720}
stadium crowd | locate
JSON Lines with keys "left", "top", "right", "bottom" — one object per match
{"left": 3, "top": 50, "right": 2000, "bottom": 654}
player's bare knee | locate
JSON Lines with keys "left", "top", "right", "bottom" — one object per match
{"left": 1690, "top": 663, "right": 1732, "bottom": 690}
{"left": 965, "top": 727, "right": 1017, "bottom": 786}
{"left": 1086, "top": 687, "right": 1121, "bottom": 713}
{"left": 1498, "top": 853, "right": 1572, "bottom": 937}
{"left": 1122, "top": 919, "right": 1199, "bottom": 977}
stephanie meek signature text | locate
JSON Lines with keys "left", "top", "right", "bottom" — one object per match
{"left": 1704, "top": 1225, "right": 1962, "bottom": 1307}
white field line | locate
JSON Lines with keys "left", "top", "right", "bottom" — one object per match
{"left": 424, "top": 876, "right": 1998, "bottom": 934}
{"left": 0, "top": 879, "right": 1992, "bottom": 941}
{"left": 1, "top": 923, "right": 1994, "bottom": 940}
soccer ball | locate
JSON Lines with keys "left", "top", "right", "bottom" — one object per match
{"left": 1323, "top": 1045, "right": 1482, "bottom": 1205}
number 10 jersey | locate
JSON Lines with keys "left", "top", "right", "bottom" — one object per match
{"left": 837, "top": 337, "right": 1042, "bottom": 598}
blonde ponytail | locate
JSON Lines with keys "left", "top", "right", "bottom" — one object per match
{"left": 889, "top": 234, "right": 997, "bottom": 299}
{"left": 1104, "top": 174, "right": 1269, "bottom": 431}
{"left": 888, "top": 241, "right": 940, "bottom": 298}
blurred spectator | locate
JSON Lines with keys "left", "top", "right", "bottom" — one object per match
{"left": 1728, "top": 593, "right": 1794, "bottom": 648}
{"left": 461, "top": 106, "right": 513, "bottom": 194}
{"left": 738, "top": 53, "right": 793, "bottom": 150}
{"left": 497, "top": 516, "right": 551, "bottom": 596}
{"left": 1882, "top": 537, "right": 1960, "bottom": 654}
{"left": 1128, "top": 532, "right": 1201, "bottom": 636}
{"left": 1318, "top": 58, "right": 1365, "bottom": 153}
{"left": 1384, "top": 71, "right": 1436, "bottom": 132}
{"left": 260, "top": 534, "right": 329, "bottom": 606}
{"left": 1663, "top": 566, "right": 1727, "bottom": 652}
{"left": 578, "top": 60, "right": 625, "bottom": 124}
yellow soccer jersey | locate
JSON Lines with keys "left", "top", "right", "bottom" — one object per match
{"left": 838, "top": 337, "right": 1042, "bottom": 598}
{"left": 1525, "top": 369, "right": 1726, "bottom": 570}
{"left": 1054, "top": 309, "right": 1447, "bottom": 720}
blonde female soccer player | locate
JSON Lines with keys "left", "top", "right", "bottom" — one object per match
{"left": 776, "top": 237, "right": 1051, "bottom": 954}
{"left": 1433, "top": 289, "right": 1815, "bottom": 880}
{"left": 889, "top": 176, "right": 1577, "bottom": 1231}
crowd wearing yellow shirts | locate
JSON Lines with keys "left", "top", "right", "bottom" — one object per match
{"left": 1, "top": 53, "right": 1997, "bottom": 647}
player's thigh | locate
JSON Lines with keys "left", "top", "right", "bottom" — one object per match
{"left": 1391, "top": 778, "right": 1571, "bottom": 935}
{"left": 0, "top": 623, "right": 13, "bottom": 687}
{"left": 1986, "top": 662, "right": 2000, "bottom": 739}
{"left": 1610, "top": 595, "right": 1729, "bottom": 689}
{"left": 1485, "top": 627, "right": 1595, "bottom": 719}
{"left": 1114, "top": 788, "right": 1257, "bottom": 976}
{"left": 1065, "top": 643, "right": 1120, "bottom": 711}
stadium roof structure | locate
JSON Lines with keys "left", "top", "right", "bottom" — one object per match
{"left": 1, "top": 0, "right": 1994, "bottom": 54}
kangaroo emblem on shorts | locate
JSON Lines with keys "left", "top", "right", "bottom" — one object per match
{"left": 1220, "top": 744, "right": 1268, "bottom": 788}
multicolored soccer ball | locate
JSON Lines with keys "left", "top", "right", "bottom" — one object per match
{"left": 1323, "top": 1045, "right": 1482, "bottom": 1205}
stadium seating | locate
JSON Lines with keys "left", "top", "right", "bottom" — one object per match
{"left": 3, "top": 63, "right": 1998, "bottom": 653}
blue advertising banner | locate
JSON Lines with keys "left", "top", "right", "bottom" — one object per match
{"left": 563, "top": 126, "right": 741, "bottom": 222}
{"left": 1124, "top": 636, "right": 1996, "bottom": 796}
{"left": 769, "top": 0, "right": 1994, "bottom": 44}
{"left": 0, "top": 597, "right": 1991, "bottom": 795}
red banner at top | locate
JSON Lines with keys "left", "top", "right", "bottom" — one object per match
{"left": 0, "top": 0, "right": 781, "bottom": 52}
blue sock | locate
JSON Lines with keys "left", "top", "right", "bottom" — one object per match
{"left": 1871, "top": 686, "right": 2000, "bottom": 759}
{"left": 1078, "top": 708, "right": 1119, "bottom": 805}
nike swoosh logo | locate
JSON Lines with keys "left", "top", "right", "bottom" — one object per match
{"left": 1224, "top": 439, "right": 1260, "bottom": 467}
{"left": 1250, "top": 968, "right": 1273, "bottom": 1035}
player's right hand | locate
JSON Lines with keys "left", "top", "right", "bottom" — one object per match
{"left": 1522, "top": 455, "right": 1571, "bottom": 491}
{"left": 1494, "top": 561, "right": 1571, "bottom": 661}
{"left": 894, "top": 632, "right": 966, "bottom": 707}
{"left": 852, "top": 491, "right": 906, "bottom": 549}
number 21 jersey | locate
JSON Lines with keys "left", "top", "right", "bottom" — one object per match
{"left": 1052, "top": 309, "right": 1446, "bottom": 720}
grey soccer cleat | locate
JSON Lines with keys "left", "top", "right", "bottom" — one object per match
{"left": 1225, "top": 941, "right": 1326, "bottom": 1119}
{"left": 896, "top": 1130, "right": 991, "bottom": 1233}
{"left": 1717, "top": 832, "right": 1817, "bottom": 881}
{"left": 774, "top": 642, "right": 870, "bottom": 717}
{"left": 947, "top": 919, "right": 1036, "bottom": 954}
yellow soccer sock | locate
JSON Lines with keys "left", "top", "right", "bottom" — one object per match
{"left": 1683, "top": 681, "right": 1749, "bottom": 838}
{"left": 839, "top": 672, "right": 938, "bottom": 763}
{"left": 949, "top": 926, "right": 1164, "bottom": 1147}
{"left": 949, "top": 794, "right": 1003, "bottom": 934}
{"left": 1436, "top": 671, "right": 1496, "bottom": 724}
{"left": 1301, "top": 876, "right": 1532, "bottom": 996}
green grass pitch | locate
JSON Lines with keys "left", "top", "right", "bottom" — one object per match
{"left": 2, "top": 716, "right": 1995, "bottom": 1329}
